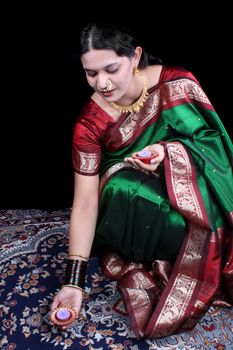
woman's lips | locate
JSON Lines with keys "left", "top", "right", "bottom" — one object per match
{"left": 100, "top": 89, "right": 115, "bottom": 97}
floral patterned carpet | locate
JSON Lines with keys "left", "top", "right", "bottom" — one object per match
{"left": 0, "top": 209, "right": 232, "bottom": 350}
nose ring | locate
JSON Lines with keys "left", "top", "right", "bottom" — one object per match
{"left": 106, "top": 80, "right": 112, "bottom": 91}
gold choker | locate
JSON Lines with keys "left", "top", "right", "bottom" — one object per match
{"left": 110, "top": 70, "right": 149, "bottom": 113}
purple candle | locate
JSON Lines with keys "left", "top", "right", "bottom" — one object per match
{"left": 51, "top": 307, "right": 77, "bottom": 326}
{"left": 56, "top": 309, "right": 71, "bottom": 321}
{"left": 137, "top": 150, "right": 152, "bottom": 157}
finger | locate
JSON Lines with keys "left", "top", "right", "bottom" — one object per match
{"left": 124, "top": 158, "right": 133, "bottom": 164}
{"left": 134, "top": 159, "right": 149, "bottom": 169}
{"left": 150, "top": 157, "right": 161, "bottom": 164}
{"left": 124, "top": 157, "right": 134, "bottom": 163}
{"left": 131, "top": 163, "right": 140, "bottom": 169}
{"left": 135, "top": 162, "right": 158, "bottom": 172}
{"left": 72, "top": 305, "right": 80, "bottom": 315}
{"left": 125, "top": 158, "right": 140, "bottom": 169}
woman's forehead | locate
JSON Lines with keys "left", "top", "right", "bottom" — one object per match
{"left": 81, "top": 49, "right": 128, "bottom": 70}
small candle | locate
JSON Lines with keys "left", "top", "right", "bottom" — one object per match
{"left": 51, "top": 307, "right": 77, "bottom": 327}
{"left": 56, "top": 309, "right": 71, "bottom": 321}
{"left": 137, "top": 150, "right": 152, "bottom": 157}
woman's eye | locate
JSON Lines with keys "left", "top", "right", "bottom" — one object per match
{"left": 87, "top": 72, "right": 97, "bottom": 77}
{"left": 107, "top": 69, "right": 118, "bottom": 74}
{"left": 86, "top": 67, "right": 118, "bottom": 77}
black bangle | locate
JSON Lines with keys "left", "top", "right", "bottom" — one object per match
{"left": 64, "top": 259, "right": 87, "bottom": 290}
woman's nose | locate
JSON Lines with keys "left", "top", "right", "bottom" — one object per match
{"left": 97, "top": 75, "right": 109, "bottom": 90}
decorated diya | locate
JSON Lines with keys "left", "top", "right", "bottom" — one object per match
{"left": 132, "top": 150, "right": 159, "bottom": 164}
{"left": 50, "top": 307, "right": 77, "bottom": 326}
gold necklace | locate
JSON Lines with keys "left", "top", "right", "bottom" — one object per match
{"left": 110, "top": 70, "right": 149, "bottom": 113}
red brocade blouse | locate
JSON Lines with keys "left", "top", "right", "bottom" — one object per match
{"left": 72, "top": 101, "right": 116, "bottom": 175}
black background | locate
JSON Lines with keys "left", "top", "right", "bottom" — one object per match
{"left": 1, "top": 4, "right": 232, "bottom": 209}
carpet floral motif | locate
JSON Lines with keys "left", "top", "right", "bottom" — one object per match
{"left": 0, "top": 209, "right": 232, "bottom": 349}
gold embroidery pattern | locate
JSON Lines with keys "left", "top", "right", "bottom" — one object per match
{"left": 162, "top": 78, "right": 211, "bottom": 105}
{"left": 118, "top": 91, "right": 161, "bottom": 145}
{"left": 149, "top": 141, "right": 211, "bottom": 337}
{"left": 100, "top": 163, "right": 151, "bottom": 194}
{"left": 127, "top": 287, "right": 152, "bottom": 338}
{"left": 113, "top": 78, "right": 210, "bottom": 147}
{"left": 154, "top": 274, "right": 196, "bottom": 336}
{"left": 151, "top": 224, "right": 209, "bottom": 337}
{"left": 77, "top": 151, "right": 100, "bottom": 174}
{"left": 167, "top": 142, "right": 204, "bottom": 225}
{"left": 99, "top": 163, "right": 130, "bottom": 193}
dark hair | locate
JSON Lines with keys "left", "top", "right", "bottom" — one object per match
{"left": 75, "top": 22, "right": 162, "bottom": 69}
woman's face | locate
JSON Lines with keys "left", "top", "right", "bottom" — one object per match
{"left": 80, "top": 49, "right": 135, "bottom": 102}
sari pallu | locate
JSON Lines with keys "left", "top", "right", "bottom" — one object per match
{"left": 97, "top": 70, "right": 233, "bottom": 338}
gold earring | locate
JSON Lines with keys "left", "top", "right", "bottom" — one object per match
{"left": 133, "top": 67, "right": 139, "bottom": 75}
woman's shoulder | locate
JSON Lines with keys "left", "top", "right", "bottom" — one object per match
{"left": 161, "top": 65, "right": 198, "bottom": 83}
{"left": 74, "top": 99, "right": 104, "bottom": 129}
{"left": 73, "top": 98, "right": 114, "bottom": 141}
{"left": 76, "top": 97, "right": 116, "bottom": 123}
{"left": 77, "top": 99, "right": 99, "bottom": 120}
{"left": 146, "top": 65, "right": 199, "bottom": 91}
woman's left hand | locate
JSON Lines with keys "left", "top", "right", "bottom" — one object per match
{"left": 124, "top": 143, "right": 165, "bottom": 172}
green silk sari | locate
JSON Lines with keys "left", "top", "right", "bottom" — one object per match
{"left": 93, "top": 67, "right": 233, "bottom": 338}
{"left": 72, "top": 65, "right": 233, "bottom": 338}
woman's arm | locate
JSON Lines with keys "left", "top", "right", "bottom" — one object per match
{"left": 51, "top": 172, "right": 99, "bottom": 327}
{"left": 69, "top": 172, "right": 99, "bottom": 258}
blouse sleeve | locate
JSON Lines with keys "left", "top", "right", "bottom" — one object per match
{"left": 72, "top": 115, "right": 102, "bottom": 176}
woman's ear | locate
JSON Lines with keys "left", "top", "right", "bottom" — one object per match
{"left": 133, "top": 46, "right": 142, "bottom": 68}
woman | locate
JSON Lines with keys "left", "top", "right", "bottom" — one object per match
{"left": 51, "top": 22, "right": 233, "bottom": 338}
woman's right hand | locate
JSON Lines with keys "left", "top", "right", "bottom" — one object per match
{"left": 124, "top": 143, "right": 165, "bottom": 172}
{"left": 51, "top": 286, "right": 83, "bottom": 329}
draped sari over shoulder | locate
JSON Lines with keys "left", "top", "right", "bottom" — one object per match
{"left": 72, "top": 66, "right": 233, "bottom": 338}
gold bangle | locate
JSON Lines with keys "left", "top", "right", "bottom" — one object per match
{"left": 62, "top": 284, "right": 84, "bottom": 293}
{"left": 68, "top": 254, "right": 89, "bottom": 261}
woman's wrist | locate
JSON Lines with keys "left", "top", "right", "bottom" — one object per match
{"left": 63, "top": 258, "right": 88, "bottom": 291}
{"left": 62, "top": 284, "right": 84, "bottom": 293}
{"left": 68, "top": 253, "right": 89, "bottom": 261}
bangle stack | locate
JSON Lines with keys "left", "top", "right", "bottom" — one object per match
{"left": 63, "top": 257, "right": 88, "bottom": 292}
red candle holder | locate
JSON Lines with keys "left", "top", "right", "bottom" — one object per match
{"left": 132, "top": 150, "right": 159, "bottom": 164}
